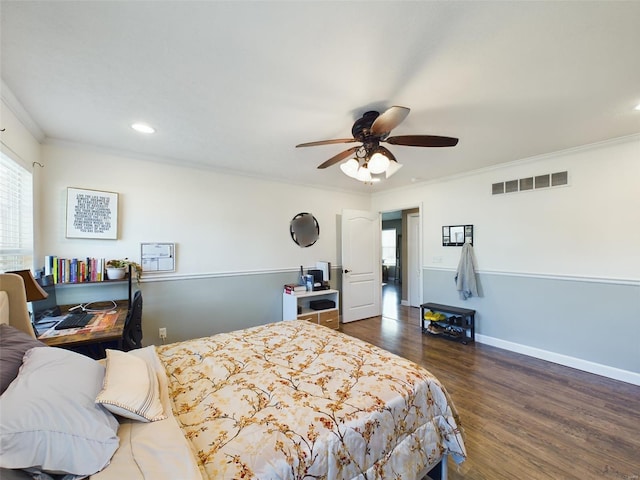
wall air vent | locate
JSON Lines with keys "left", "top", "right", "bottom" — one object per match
{"left": 492, "top": 182, "right": 505, "bottom": 195}
{"left": 492, "top": 171, "right": 568, "bottom": 195}
{"left": 505, "top": 180, "right": 518, "bottom": 193}
{"left": 535, "top": 174, "right": 550, "bottom": 188}
{"left": 552, "top": 171, "right": 568, "bottom": 186}
{"left": 519, "top": 177, "right": 534, "bottom": 191}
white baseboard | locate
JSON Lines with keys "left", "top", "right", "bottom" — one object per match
{"left": 476, "top": 334, "right": 640, "bottom": 386}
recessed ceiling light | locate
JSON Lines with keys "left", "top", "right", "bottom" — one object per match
{"left": 131, "top": 122, "right": 155, "bottom": 134}
{"left": 635, "top": 103, "right": 640, "bottom": 111}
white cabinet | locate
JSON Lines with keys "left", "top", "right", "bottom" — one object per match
{"left": 282, "top": 289, "right": 340, "bottom": 330}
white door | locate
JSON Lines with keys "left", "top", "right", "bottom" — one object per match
{"left": 408, "top": 213, "right": 421, "bottom": 307}
{"left": 341, "top": 209, "right": 381, "bottom": 323}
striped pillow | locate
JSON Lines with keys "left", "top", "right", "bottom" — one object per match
{"left": 96, "top": 348, "right": 166, "bottom": 422}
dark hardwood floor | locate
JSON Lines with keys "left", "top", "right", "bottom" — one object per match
{"left": 339, "top": 284, "right": 640, "bottom": 480}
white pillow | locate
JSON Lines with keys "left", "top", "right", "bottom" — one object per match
{"left": 0, "top": 347, "right": 119, "bottom": 476}
{"left": 96, "top": 348, "right": 166, "bottom": 422}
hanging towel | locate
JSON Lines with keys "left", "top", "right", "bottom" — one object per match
{"left": 455, "top": 242, "right": 478, "bottom": 300}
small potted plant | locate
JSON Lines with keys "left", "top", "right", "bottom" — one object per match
{"left": 106, "top": 258, "right": 142, "bottom": 282}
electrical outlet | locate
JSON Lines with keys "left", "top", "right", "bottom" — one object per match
{"left": 159, "top": 327, "right": 167, "bottom": 339}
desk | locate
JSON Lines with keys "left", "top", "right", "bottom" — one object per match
{"left": 38, "top": 301, "right": 128, "bottom": 348}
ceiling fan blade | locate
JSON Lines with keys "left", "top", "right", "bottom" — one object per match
{"left": 296, "top": 138, "right": 357, "bottom": 148}
{"left": 317, "top": 146, "right": 360, "bottom": 169}
{"left": 385, "top": 135, "right": 459, "bottom": 147}
{"left": 370, "top": 106, "right": 410, "bottom": 136}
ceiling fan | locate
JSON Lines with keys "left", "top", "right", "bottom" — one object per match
{"left": 296, "top": 106, "right": 459, "bottom": 182}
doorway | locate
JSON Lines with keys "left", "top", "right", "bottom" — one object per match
{"left": 381, "top": 207, "right": 420, "bottom": 323}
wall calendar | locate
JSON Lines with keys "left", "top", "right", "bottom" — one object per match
{"left": 141, "top": 242, "right": 175, "bottom": 272}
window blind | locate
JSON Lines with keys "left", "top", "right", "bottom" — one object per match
{"left": 0, "top": 151, "right": 34, "bottom": 272}
{"left": 381, "top": 229, "right": 397, "bottom": 266}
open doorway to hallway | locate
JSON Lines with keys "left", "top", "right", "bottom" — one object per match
{"left": 381, "top": 209, "right": 421, "bottom": 326}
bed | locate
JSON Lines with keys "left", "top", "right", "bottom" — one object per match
{"left": 1, "top": 283, "right": 466, "bottom": 480}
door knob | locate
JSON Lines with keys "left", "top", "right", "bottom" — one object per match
{"left": 344, "top": 269, "right": 351, "bottom": 274}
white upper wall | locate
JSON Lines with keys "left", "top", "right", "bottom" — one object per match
{"left": 0, "top": 98, "right": 41, "bottom": 170}
{"left": 36, "top": 143, "right": 370, "bottom": 275}
{"left": 372, "top": 135, "right": 640, "bottom": 281}
{"left": 6, "top": 87, "right": 639, "bottom": 284}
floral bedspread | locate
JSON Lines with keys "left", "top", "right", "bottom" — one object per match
{"left": 156, "top": 320, "right": 466, "bottom": 479}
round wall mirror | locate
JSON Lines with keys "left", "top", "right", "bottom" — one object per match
{"left": 290, "top": 212, "right": 319, "bottom": 247}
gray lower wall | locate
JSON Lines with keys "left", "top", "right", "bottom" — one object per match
{"left": 423, "top": 268, "right": 640, "bottom": 375}
{"left": 54, "top": 267, "right": 342, "bottom": 345}
{"left": 52, "top": 266, "right": 638, "bottom": 380}
{"left": 142, "top": 272, "right": 292, "bottom": 343}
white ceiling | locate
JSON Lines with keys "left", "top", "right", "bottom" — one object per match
{"left": 2, "top": 1, "right": 639, "bottom": 194}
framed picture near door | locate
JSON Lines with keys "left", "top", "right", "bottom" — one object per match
{"left": 442, "top": 224, "right": 473, "bottom": 246}
{"left": 66, "top": 187, "right": 118, "bottom": 239}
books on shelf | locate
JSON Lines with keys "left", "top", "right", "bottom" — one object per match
{"left": 44, "top": 255, "right": 109, "bottom": 284}
{"left": 284, "top": 283, "right": 307, "bottom": 294}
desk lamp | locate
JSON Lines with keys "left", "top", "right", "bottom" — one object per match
{"left": 7, "top": 270, "right": 49, "bottom": 302}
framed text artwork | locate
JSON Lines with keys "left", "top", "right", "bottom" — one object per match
{"left": 66, "top": 187, "right": 118, "bottom": 239}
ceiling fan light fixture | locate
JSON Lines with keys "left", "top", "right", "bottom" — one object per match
{"left": 355, "top": 166, "right": 372, "bottom": 182}
{"left": 368, "top": 152, "right": 390, "bottom": 174}
{"left": 297, "top": 105, "right": 459, "bottom": 183}
{"left": 385, "top": 161, "right": 403, "bottom": 179}
{"left": 340, "top": 158, "right": 359, "bottom": 178}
